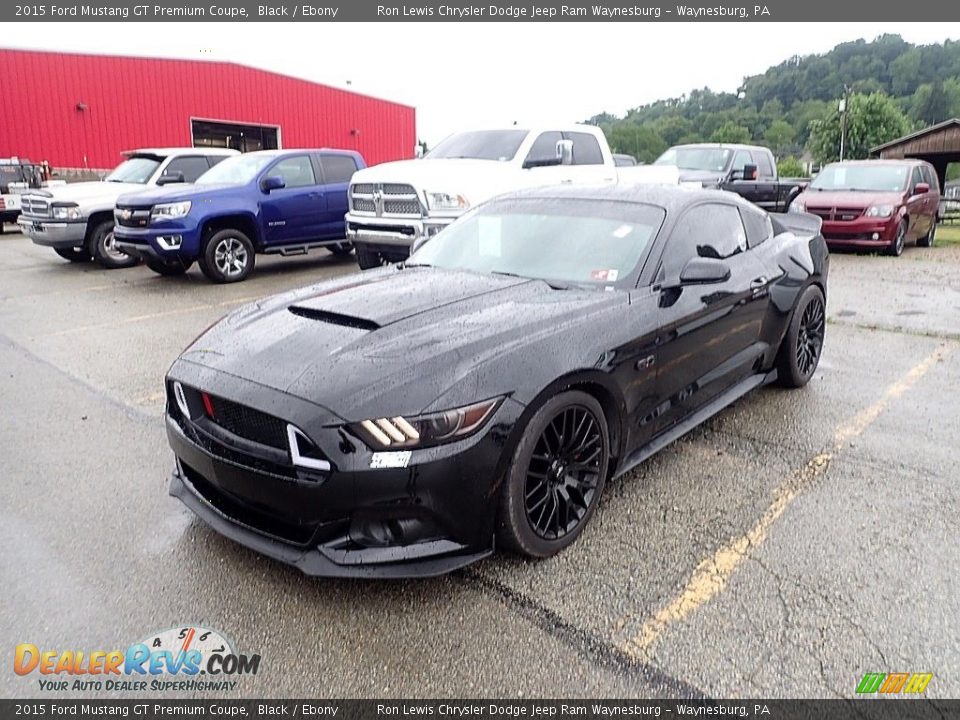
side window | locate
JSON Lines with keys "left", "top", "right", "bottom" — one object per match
{"left": 524, "top": 131, "right": 563, "bottom": 166}
{"left": 270, "top": 155, "right": 316, "bottom": 189}
{"left": 739, "top": 205, "right": 774, "bottom": 248}
{"left": 662, "top": 204, "right": 747, "bottom": 279}
{"left": 319, "top": 154, "right": 358, "bottom": 184}
{"left": 922, "top": 165, "right": 938, "bottom": 191}
{"left": 733, "top": 150, "right": 753, "bottom": 174}
{"left": 754, "top": 151, "right": 775, "bottom": 179}
{"left": 910, "top": 166, "right": 924, "bottom": 193}
{"left": 206, "top": 155, "right": 229, "bottom": 168}
{"left": 564, "top": 132, "right": 604, "bottom": 166}
{"left": 163, "top": 156, "right": 212, "bottom": 183}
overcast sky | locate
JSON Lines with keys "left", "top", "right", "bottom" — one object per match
{"left": 9, "top": 23, "right": 960, "bottom": 144}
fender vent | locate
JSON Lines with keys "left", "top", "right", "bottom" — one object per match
{"left": 288, "top": 306, "right": 380, "bottom": 331}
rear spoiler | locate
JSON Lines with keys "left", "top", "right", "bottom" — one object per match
{"left": 771, "top": 211, "right": 821, "bottom": 238}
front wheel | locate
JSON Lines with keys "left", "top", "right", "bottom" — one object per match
{"left": 775, "top": 284, "right": 826, "bottom": 389}
{"left": 54, "top": 247, "right": 92, "bottom": 263}
{"left": 146, "top": 258, "right": 193, "bottom": 276}
{"left": 887, "top": 219, "right": 907, "bottom": 257}
{"left": 497, "top": 391, "right": 610, "bottom": 558}
{"left": 198, "top": 229, "right": 255, "bottom": 283}
{"left": 88, "top": 221, "right": 138, "bottom": 269}
{"left": 356, "top": 246, "right": 383, "bottom": 270}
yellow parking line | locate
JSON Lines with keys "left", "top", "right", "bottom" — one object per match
{"left": 616, "top": 344, "right": 951, "bottom": 661}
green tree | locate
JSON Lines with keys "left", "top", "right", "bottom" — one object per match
{"left": 777, "top": 156, "right": 805, "bottom": 178}
{"left": 607, "top": 124, "right": 667, "bottom": 164}
{"left": 711, "top": 121, "right": 752, "bottom": 144}
{"left": 910, "top": 82, "right": 951, "bottom": 125}
{"left": 764, "top": 120, "right": 797, "bottom": 154}
{"left": 808, "top": 92, "right": 912, "bottom": 164}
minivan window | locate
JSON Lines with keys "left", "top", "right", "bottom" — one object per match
{"left": 810, "top": 164, "right": 909, "bottom": 193}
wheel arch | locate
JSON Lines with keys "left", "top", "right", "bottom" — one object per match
{"left": 85, "top": 210, "right": 115, "bottom": 240}
{"left": 200, "top": 213, "right": 261, "bottom": 249}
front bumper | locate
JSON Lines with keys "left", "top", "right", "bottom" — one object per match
{"left": 345, "top": 213, "right": 456, "bottom": 258}
{"left": 19, "top": 216, "right": 87, "bottom": 247}
{"left": 165, "top": 363, "right": 522, "bottom": 577}
{"left": 818, "top": 216, "right": 899, "bottom": 249}
{"left": 113, "top": 219, "right": 202, "bottom": 262}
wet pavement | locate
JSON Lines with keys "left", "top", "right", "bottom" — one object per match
{"left": 2, "top": 230, "right": 957, "bottom": 699}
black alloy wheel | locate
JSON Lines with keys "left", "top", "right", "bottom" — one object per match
{"left": 776, "top": 284, "right": 826, "bottom": 389}
{"left": 498, "top": 390, "right": 609, "bottom": 558}
{"left": 795, "top": 293, "right": 825, "bottom": 378}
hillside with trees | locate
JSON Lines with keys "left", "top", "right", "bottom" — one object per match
{"left": 586, "top": 35, "right": 960, "bottom": 177}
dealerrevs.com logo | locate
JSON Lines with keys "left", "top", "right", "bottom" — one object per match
{"left": 14, "top": 626, "right": 260, "bottom": 693}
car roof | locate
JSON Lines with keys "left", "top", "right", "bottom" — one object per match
{"left": 823, "top": 158, "right": 929, "bottom": 167}
{"left": 123, "top": 147, "right": 239, "bottom": 157}
{"left": 497, "top": 183, "right": 748, "bottom": 213}
{"left": 241, "top": 148, "right": 361, "bottom": 158}
{"left": 669, "top": 143, "right": 767, "bottom": 152}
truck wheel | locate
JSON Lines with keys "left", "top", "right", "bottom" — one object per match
{"left": 327, "top": 241, "right": 354, "bottom": 257}
{"left": 54, "top": 247, "right": 92, "bottom": 263}
{"left": 356, "top": 246, "right": 383, "bottom": 270}
{"left": 199, "top": 229, "right": 255, "bottom": 283}
{"left": 88, "top": 221, "right": 138, "bottom": 269}
{"left": 146, "top": 258, "right": 193, "bottom": 276}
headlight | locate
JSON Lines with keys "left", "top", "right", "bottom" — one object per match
{"left": 788, "top": 199, "right": 806, "bottom": 213}
{"left": 51, "top": 204, "right": 82, "bottom": 220}
{"left": 150, "top": 201, "right": 192, "bottom": 222}
{"left": 865, "top": 205, "right": 895, "bottom": 218}
{"left": 351, "top": 397, "right": 502, "bottom": 450}
{"left": 426, "top": 191, "right": 469, "bottom": 212}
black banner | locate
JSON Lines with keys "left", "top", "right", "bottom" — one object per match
{"left": 4, "top": 0, "right": 960, "bottom": 22}
{"left": 1, "top": 700, "right": 956, "bottom": 720}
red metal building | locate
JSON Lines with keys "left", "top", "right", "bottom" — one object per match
{"left": 0, "top": 48, "right": 416, "bottom": 173}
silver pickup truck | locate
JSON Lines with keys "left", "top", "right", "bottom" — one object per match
{"left": 19, "top": 147, "right": 237, "bottom": 268}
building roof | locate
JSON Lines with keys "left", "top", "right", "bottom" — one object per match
{"left": 872, "top": 118, "right": 960, "bottom": 155}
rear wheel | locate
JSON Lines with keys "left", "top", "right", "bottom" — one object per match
{"left": 887, "top": 219, "right": 907, "bottom": 256}
{"left": 356, "top": 246, "right": 383, "bottom": 270}
{"left": 198, "top": 229, "right": 255, "bottom": 283}
{"left": 775, "top": 284, "right": 826, "bottom": 389}
{"left": 88, "top": 221, "right": 137, "bottom": 269}
{"left": 146, "top": 257, "right": 193, "bottom": 276}
{"left": 917, "top": 221, "right": 936, "bottom": 248}
{"left": 497, "top": 391, "right": 609, "bottom": 558}
{"left": 54, "top": 247, "right": 91, "bottom": 263}
{"left": 327, "top": 241, "right": 353, "bottom": 257}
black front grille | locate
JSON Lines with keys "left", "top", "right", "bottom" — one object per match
{"left": 114, "top": 207, "right": 151, "bottom": 228}
{"left": 207, "top": 395, "right": 288, "bottom": 450}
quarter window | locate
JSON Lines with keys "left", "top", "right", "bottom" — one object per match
{"left": 739, "top": 205, "right": 773, "bottom": 248}
{"left": 662, "top": 204, "right": 748, "bottom": 279}
{"left": 270, "top": 155, "right": 316, "bottom": 189}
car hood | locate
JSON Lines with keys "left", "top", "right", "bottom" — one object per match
{"left": 179, "top": 266, "right": 624, "bottom": 420}
{"left": 116, "top": 183, "right": 236, "bottom": 206}
{"left": 798, "top": 189, "right": 905, "bottom": 209}
{"left": 671, "top": 168, "right": 728, "bottom": 185}
{"left": 27, "top": 181, "right": 146, "bottom": 203}
{"left": 350, "top": 158, "right": 526, "bottom": 205}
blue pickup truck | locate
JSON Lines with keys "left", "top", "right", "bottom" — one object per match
{"left": 113, "top": 149, "right": 365, "bottom": 282}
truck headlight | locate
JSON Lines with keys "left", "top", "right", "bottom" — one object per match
{"left": 426, "top": 192, "right": 469, "bottom": 211}
{"left": 51, "top": 204, "right": 82, "bottom": 220}
{"left": 350, "top": 397, "right": 502, "bottom": 450}
{"left": 865, "top": 204, "right": 895, "bottom": 218}
{"left": 150, "top": 201, "right": 192, "bottom": 222}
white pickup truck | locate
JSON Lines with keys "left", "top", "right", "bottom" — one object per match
{"left": 19, "top": 147, "right": 237, "bottom": 268}
{"left": 345, "top": 125, "right": 678, "bottom": 268}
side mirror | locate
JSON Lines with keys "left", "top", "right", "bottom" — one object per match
{"left": 914, "top": 182, "right": 930, "bottom": 195}
{"left": 157, "top": 171, "right": 185, "bottom": 186}
{"left": 557, "top": 139, "right": 573, "bottom": 166}
{"left": 742, "top": 163, "right": 758, "bottom": 181}
{"left": 679, "top": 257, "right": 731, "bottom": 285}
{"left": 260, "top": 175, "right": 285, "bottom": 193}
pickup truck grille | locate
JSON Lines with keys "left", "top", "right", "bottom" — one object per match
{"left": 350, "top": 183, "right": 422, "bottom": 218}
{"left": 114, "top": 207, "right": 151, "bottom": 228}
{"left": 21, "top": 195, "right": 49, "bottom": 217}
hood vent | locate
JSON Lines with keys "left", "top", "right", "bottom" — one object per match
{"left": 288, "top": 305, "right": 380, "bottom": 331}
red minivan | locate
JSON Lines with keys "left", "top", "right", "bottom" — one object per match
{"left": 790, "top": 159, "right": 940, "bottom": 256}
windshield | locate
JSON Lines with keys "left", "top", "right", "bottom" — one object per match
{"left": 409, "top": 198, "right": 665, "bottom": 287}
{"left": 810, "top": 164, "right": 909, "bottom": 192}
{"left": 654, "top": 147, "right": 732, "bottom": 173}
{"left": 196, "top": 154, "right": 274, "bottom": 185}
{"left": 426, "top": 130, "right": 529, "bottom": 162}
{"left": 105, "top": 156, "right": 162, "bottom": 184}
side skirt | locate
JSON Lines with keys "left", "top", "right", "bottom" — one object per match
{"left": 613, "top": 369, "right": 777, "bottom": 480}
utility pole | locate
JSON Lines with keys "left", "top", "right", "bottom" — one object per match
{"left": 839, "top": 84, "right": 851, "bottom": 161}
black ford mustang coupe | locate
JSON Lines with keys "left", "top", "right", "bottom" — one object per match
{"left": 165, "top": 185, "right": 828, "bottom": 577}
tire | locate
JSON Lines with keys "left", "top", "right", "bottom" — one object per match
{"left": 917, "top": 221, "right": 936, "bottom": 248}
{"left": 54, "top": 247, "right": 92, "bottom": 263}
{"left": 198, "top": 229, "right": 255, "bottom": 283}
{"left": 146, "top": 257, "right": 193, "bottom": 276}
{"left": 887, "top": 219, "right": 907, "bottom": 257}
{"left": 88, "top": 220, "right": 137, "bottom": 269}
{"left": 775, "top": 284, "right": 826, "bottom": 389}
{"left": 326, "top": 241, "right": 354, "bottom": 257}
{"left": 356, "top": 246, "right": 383, "bottom": 270}
{"left": 497, "top": 390, "right": 610, "bottom": 558}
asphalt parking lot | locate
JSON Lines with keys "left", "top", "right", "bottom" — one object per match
{"left": 2, "top": 226, "right": 958, "bottom": 699}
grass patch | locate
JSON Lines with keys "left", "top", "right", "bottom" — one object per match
{"left": 937, "top": 223, "right": 960, "bottom": 247}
